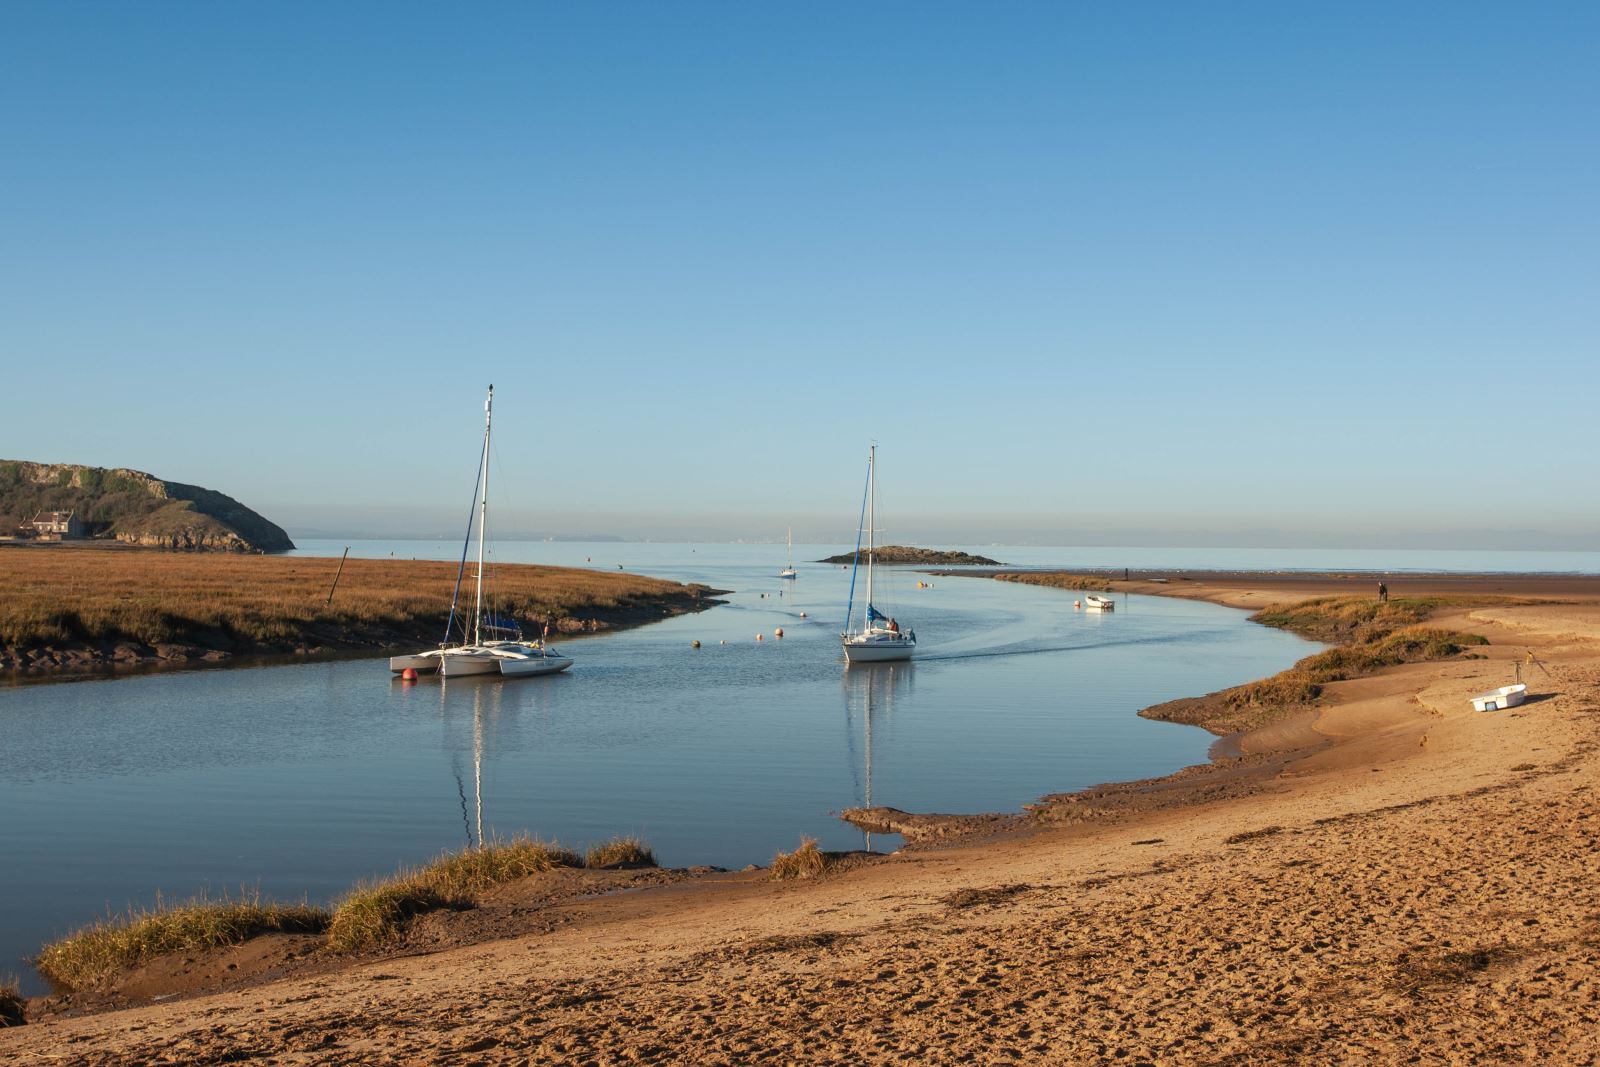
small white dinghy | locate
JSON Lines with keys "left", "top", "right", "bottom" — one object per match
{"left": 1470, "top": 684, "right": 1527, "bottom": 712}
{"left": 1084, "top": 594, "right": 1115, "bottom": 612}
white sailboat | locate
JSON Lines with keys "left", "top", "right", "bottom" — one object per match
{"left": 389, "top": 386, "right": 573, "bottom": 679}
{"left": 779, "top": 527, "right": 797, "bottom": 580}
{"left": 841, "top": 445, "right": 915, "bottom": 663}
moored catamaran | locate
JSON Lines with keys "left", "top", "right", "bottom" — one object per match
{"left": 389, "top": 386, "right": 573, "bottom": 679}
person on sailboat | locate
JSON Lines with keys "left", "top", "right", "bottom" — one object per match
{"left": 887, "top": 618, "right": 899, "bottom": 633}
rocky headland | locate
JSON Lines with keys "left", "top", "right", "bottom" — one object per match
{"left": 0, "top": 460, "right": 293, "bottom": 552}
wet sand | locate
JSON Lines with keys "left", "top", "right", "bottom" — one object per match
{"left": 6, "top": 574, "right": 1600, "bottom": 1064}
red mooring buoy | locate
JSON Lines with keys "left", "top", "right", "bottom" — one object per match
{"left": 402, "top": 668, "right": 418, "bottom": 682}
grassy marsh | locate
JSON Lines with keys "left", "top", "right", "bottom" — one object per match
{"left": 0, "top": 549, "right": 716, "bottom": 660}
{"left": 32, "top": 891, "right": 329, "bottom": 994}
{"left": 1142, "top": 595, "right": 1495, "bottom": 733}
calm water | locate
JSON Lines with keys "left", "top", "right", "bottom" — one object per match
{"left": 2, "top": 543, "right": 1335, "bottom": 992}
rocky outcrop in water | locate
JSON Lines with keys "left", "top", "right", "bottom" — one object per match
{"left": 818, "top": 546, "right": 1001, "bottom": 566}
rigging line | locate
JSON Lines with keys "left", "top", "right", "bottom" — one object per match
{"left": 446, "top": 444, "right": 487, "bottom": 648}
{"left": 842, "top": 451, "right": 871, "bottom": 635}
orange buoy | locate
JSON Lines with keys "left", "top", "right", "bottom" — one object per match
{"left": 757, "top": 633, "right": 764, "bottom": 641}
{"left": 1074, "top": 600, "right": 1081, "bottom": 609}
{"left": 401, "top": 668, "right": 418, "bottom": 682}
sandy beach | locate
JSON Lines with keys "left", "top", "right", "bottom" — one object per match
{"left": 6, "top": 573, "right": 1599, "bottom": 1064}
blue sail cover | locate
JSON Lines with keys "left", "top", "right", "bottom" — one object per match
{"left": 866, "top": 604, "right": 886, "bottom": 622}
{"left": 482, "top": 614, "right": 523, "bottom": 636}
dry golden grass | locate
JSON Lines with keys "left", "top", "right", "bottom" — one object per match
{"left": 585, "top": 835, "right": 657, "bottom": 869}
{"left": 0, "top": 548, "right": 712, "bottom": 651}
{"left": 993, "top": 572, "right": 1116, "bottom": 593}
{"left": 32, "top": 891, "right": 329, "bottom": 994}
{"left": 770, "top": 837, "right": 832, "bottom": 881}
{"left": 1249, "top": 595, "right": 1518, "bottom": 645}
{"left": 326, "top": 837, "right": 583, "bottom": 953}
{"left": 0, "top": 976, "right": 24, "bottom": 1027}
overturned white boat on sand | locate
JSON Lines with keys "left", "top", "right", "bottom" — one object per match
{"left": 1470, "top": 683, "right": 1526, "bottom": 712}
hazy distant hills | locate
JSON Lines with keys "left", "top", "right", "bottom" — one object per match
{"left": 0, "top": 460, "right": 295, "bottom": 552}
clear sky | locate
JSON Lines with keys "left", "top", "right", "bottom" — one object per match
{"left": 3, "top": 3, "right": 1596, "bottom": 546}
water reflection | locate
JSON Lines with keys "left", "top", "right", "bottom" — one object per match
{"left": 842, "top": 663, "right": 912, "bottom": 851}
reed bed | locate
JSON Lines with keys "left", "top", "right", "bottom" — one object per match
{"left": 32, "top": 891, "right": 329, "bottom": 994}
{"left": 326, "top": 837, "right": 584, "bottom": 953}
{"left": 0, "top": 549, "right": 710, "bottom": 652}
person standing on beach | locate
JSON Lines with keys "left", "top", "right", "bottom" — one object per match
{"left": 1378, "top": 581, "right": 1388, "bottom": 603}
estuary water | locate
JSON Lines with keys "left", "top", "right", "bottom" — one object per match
{"left": 3, "top": 542, "right": 1342, "bottom": 991}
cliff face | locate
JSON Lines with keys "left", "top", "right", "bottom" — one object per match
{"left": 0, "top": 461, "right": 295, "bottom": 552}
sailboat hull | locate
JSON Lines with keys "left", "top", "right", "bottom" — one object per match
{"left": 842, "top": 634, "right": 916, "bottom": 663}
{"left": 496, "top": 655, "right": 574, "bottom": 677}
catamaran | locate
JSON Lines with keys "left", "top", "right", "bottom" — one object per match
{"left": 841, "top": 445, "right": 915, "bottom": 663}
{"left": 389, "top": 386, "right": 573, "bottom": 679}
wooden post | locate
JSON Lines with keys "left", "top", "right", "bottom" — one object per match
{"left": 326, "top": 546, "right": 350, "bottom": 605}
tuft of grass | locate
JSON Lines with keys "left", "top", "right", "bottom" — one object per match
{"left": 326, "top": 836, "right": 582, "bottom": 953}
{"left": 0, "top": 977, "right": 24, "bottom": 1027}
{"left": 32, "top": 891, "right": 329, "bottom": 994}
{"left": 771, "top": 837, "right": 832, "bottom": 881}
{"left": 585, "top": 835, "right": 657, "bottom": 870}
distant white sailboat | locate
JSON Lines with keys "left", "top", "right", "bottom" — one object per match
{"left": 389, "top": 386, "right": 573, "bottom": 679}
{"left": 841, "top": 445, "right": 915, "bottom": 663}
{"left": 779, "top": 527, "right": 797, "bottom": 580}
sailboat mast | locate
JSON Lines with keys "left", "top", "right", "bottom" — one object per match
{"left": 474, "top": 385, "right": 493, "bottom": 646}
{"left": 865, "top": 444, "right": 875, "bottom": 621}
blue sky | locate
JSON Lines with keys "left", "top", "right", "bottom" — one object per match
{"left": 3, "top": 3, "right": 1596, "bottom": 546}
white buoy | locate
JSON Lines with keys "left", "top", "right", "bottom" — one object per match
{"left": 774, "top": 627, "right": 784, "bottom": 638}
